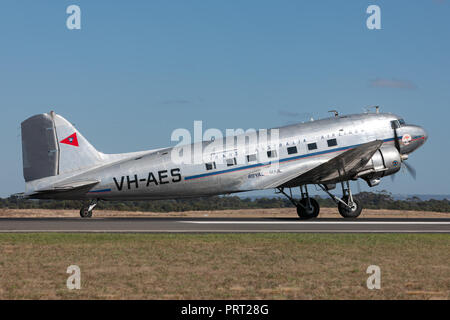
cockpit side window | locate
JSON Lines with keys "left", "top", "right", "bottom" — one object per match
{"left": 391, "top": 120, "right": 400, "bottom": 129}
{"left": 398, "top": 119, "right": 406, "bottom": 126}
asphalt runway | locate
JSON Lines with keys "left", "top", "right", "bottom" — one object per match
{"left": 0, "top": 217, "right": 449, "bottom": 233}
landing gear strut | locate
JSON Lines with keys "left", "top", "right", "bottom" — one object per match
{"left": 80, "top": 200, "right": 98, "bottom": 218}
{"left": 319, "top": 181, "right": 362, "bottom": 218}
{"left": 277, "top": 185, "right": 320, "bottom": 220}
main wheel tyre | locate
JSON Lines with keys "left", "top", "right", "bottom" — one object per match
{"left": 80, "top": 207, "right": 92, "bottom": 218}
{"left": 338, "top": 196, "right": 362, "bottom": 218}
{"left": 296, "top": 198, "right": 320, "bottom": 220}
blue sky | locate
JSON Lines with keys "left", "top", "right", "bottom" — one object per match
{"left": 0, "top": 1, "right": 449, "bottom": 197}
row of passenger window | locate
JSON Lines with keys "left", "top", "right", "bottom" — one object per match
{"left": 286, "top": 138, "right": 337, "bottom": 153}
{"left": 306, "top": 138, "right": 337, "bottom": 151}
{"left": 204, "top": 138, "right": 338, "bottom": 171}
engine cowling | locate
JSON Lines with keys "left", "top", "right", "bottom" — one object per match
{"left": 357, "top": 146, "right": 401, "bottom": 184}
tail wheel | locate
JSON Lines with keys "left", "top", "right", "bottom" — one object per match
{"left": 296, "top": 198, "right": 320, "bottom": 220}
{"left": 80, "top": 206, "right": 92, "bottom": 218}
{"left": 338, "top": 196, "right": 362, "bottom": 218}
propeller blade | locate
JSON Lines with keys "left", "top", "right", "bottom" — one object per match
{"left": 390, "top": 174, "right": 396, "bottom": 182}
{"left": 403, "top": 161, "right": 417, "bottom": 180}
{"left": 393, "top": 127, "right": 401, "bottom": 152}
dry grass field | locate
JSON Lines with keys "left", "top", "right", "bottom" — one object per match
{"left": 0, "top": 233, "right": 448, "bottom": 300}
{"left": 0, "top": 208, "right": 448, "bottom": 299}
{"left": 0, "top": 207, "right": 448, "bottom": 218}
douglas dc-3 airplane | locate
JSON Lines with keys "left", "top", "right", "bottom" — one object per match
{"left": 17, "top": 108, "right": 427, "bottom": 219}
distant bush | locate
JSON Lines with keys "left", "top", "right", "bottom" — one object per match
{"left": 1, "top": 191, "right": 449, "bottom": 212}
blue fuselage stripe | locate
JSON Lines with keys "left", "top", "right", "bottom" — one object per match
{"left": 88, "top": 188, "right": 112, "bottom": 193}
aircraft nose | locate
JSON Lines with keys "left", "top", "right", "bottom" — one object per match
{"left": 416, "top": 126, "right": 428, "bottom": 144}
{"left": 401, "top": 125, "right": 427, "bottom": 154}
{"left": 413, "top": 126, "right": 428, "bottom": 150}
{"left": 421, "top": 127, "right": 428, "bottom": 143}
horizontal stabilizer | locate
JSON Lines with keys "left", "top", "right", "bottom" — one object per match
{"left": 30, "top": 180, "right": 99, "bottom": 199}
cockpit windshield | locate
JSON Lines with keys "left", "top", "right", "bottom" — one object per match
{"left": 391, "top": 119, "right": 406, "bottom": 129}
{"left": 391, "top": 118, "right": 406, "bottom": 129}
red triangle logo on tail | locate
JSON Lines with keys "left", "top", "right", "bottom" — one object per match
{"left": 60, "top": 132, "right": 79, "bottom": 147}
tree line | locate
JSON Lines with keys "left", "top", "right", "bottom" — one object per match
{"left": 1, "top": 191, "right": 449, "bottom": 213}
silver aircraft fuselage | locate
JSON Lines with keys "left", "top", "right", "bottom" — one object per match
{"left": 24, "top": 112, "right": 427, "bottom": 201}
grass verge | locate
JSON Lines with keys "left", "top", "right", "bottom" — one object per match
{"left": 0, "top": 233, "right": 448, "bottom": 299}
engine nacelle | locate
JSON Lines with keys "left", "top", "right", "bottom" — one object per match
{"left": 357, "top": 146, "right": 401, "bottom": 183}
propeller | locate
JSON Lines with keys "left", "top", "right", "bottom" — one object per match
{"left": 391, "top": 121, "right": 416, "bottom": 180}
{"left": 402, "top": 161, "right": 416, "bottom": 180}
{"left": 393, "top": 123, "right": 401, "bottom": 153}
{"left": 390, "top": 161, "right": 416, "bottom": 181}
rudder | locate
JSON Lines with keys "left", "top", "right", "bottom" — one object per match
{"left": 21, "top": 111, "right": 103, "bottom": 182}
{"left": 21, "top": 113, "right": 59, "bottom": 182}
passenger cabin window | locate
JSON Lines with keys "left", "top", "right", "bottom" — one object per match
{"left": 247, "top": 154, "right": 257, "bottom": 162}
{"left": 287, "top": 146, "right": 298, "bottom": 155}
{"left": 307, "top": 143, "right": 317, "bottom": 151}
{"left": 267, "top": 150, "right": 277, "bottom": 158}
{"left": 226, "top": 158, "right": 237, "bottom": 167}
{"left": 205, "top": 162, "right": 216, "bottom": 170}
{"left": 327, "top": 138, "right": 337, "bottom": 147}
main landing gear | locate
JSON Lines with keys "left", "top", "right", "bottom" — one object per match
{"left": 277, "top": 185, "right": 320, "bottom": 220}
{"left": 277, "top": 180, "right": 363, "bottom": 219}
{"left": 80, "top": 200, "right": 98, "bottom": 218}
{"left": 319, "top": 181, "right": 362, "bottom": 218}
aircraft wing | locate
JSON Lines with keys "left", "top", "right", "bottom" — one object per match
{"left": 242, "top": 140, "right": 383, "bottom": 190}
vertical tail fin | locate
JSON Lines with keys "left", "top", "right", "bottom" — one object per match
{"left": 21, "top": 112, "right": 103, "bottom": 182}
